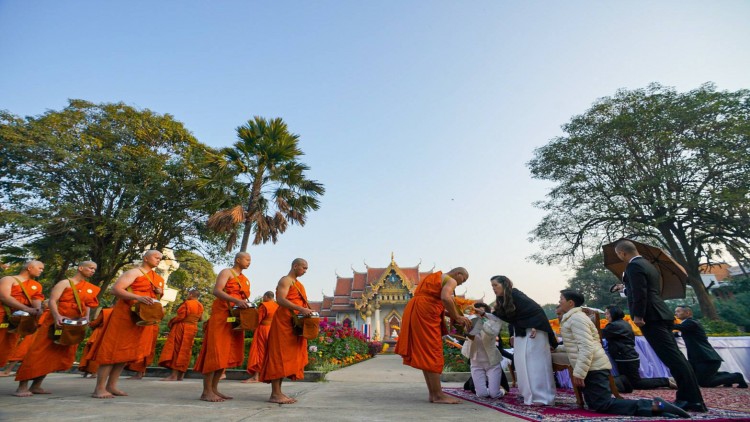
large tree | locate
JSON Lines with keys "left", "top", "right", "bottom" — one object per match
{"left": 0, "top": 99, "right": 225, "bottom": 294}
{"left": 165, "top": 250, "right": 217, "bottom": 311}
{"left": 528, "top": 83, "right": 750, "bottom": 320}
{"left": 565, "top": 254, "right": 628, "bottom": 311}
{"left": 205, "top": 116, "right": 325, "bottom": 252}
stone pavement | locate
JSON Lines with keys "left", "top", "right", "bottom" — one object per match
{"left": 0, "top": 354, "right": 523, "bottom": 421}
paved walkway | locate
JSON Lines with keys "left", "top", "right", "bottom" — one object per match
{"left": 0, "top": 355, "right": 522, "bottom": 421}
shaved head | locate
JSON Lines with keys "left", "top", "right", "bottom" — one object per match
{"left": 448, "top": 267, "right": 469, "bottom": 278}
{"left": 292, "top": 258, "right": 307, "bottom": 268}
{"left": 143, "top": 250, "right": 162, "bottom": 259}
{"left": 615, "top": 240, "right": 637, "bottom": 254}
{"left": 78, "top": 260, "right": 96, "bottom": 268}
{"left": 24, "top": 260, "right": 44, "bottom": 271}
{"left": 263, "top": 291, "right": 275, "bottom": 300}
{"left": 235, "top": 252, "right": 250, "bottom": 261}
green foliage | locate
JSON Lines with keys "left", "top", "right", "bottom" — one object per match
{"left": 305, "top": 320, "right": 369, "bottom": 371}
{"left": 565, "top": 253, "right": 628, "bottom": 311}
{"left": 0, "top": 100, "right": 231, "bottom": 294}
{"left": 527, "top": 83, "right": 750, "bottom": 320}
{"left": 716, "top": 292, "right": 750, "bottom": 331}
{"left": 205, "top": 116, "right": 325, "bottom": 252}
{"left": 443, "top": 342, "right": 469, "bottom": 372}
{"left": 164, "top": 250, "right": 217, "bottom": 312}
{"left": 698, "top": 318, "right": 743, "bottom": 336}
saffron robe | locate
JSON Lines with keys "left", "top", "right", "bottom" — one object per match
{"left": 7, "top": 333, "right": 34, "bottom": 362}
{"left": 158, "top": 298, "right": 204, "bottom": 372}
{"left": 125, "top": 324, "right": 159, "bottom": 372}
{"left": 0, "top": 279, "right": 44, "bottom": 367}
{"left": 395, "top": 271, "right": 447, "bottom": 373}
{"left": 260, "top": 280, "right": 308, "bottom": 382}
{"left": 246, "top": 300, "right": 279, "bottom": 375}
{"left": 79, "top": 308, "right": 112, "bottom": 374}
{"left": 91, "top": 271, "right": 164, "bottom": 365}
{"left": 193, "top": 272, "right": 250, "bottom": 374}
{"left": 16, "top": 281, "right": 100, "bottom": 381}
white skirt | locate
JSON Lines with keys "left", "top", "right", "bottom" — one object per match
{"left": 514, "top": 328, "right": 556, "bottom": 405}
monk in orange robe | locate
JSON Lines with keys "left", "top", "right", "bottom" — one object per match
{"left": 0, "top": 261, "right": 46, "bottom": 369}
{"left": 15, "top": 261, "right": 100, "bottom": 396}
{"left": 125, "top": 324, "right": 159, "bottom": 378}
{"left": 159, "top": 288, "right": 204, "bottom": 381}
{"left": 0, "top": 333, "right": 34, "bottom": 376}
{"left": 243, "top": 290, "right": 278, "bottom": 383}
{"left": 260, "top": 258, "right": 314, "bottom": 404}
{"left": 91, "top": 250, "right": 165, "bottom": 399}
{"left": 79, "top": 306, "right": 113, "bottom": 377}
{"left": 193, "top": 252, "right": 251, "bottom": 402}
{"left": 395, "top": 267, "right": 471, "bottom": 404}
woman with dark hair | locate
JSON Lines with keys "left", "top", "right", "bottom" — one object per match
{"left": 602, "top": 305, "right": 674, "bottom": 392}
{"left": 491, "top": 275, "right": 557, "bottom": 405}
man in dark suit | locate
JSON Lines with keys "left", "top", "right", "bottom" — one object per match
{"left": 614, "top": 240, "right": 706, "bottom": 412}
{"left": 673, "top": 306, "right": 747, "bottom": 388}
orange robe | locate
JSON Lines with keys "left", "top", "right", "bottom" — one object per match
{"left": 125, "top": 324, "right": 159, "bottom": 373}
{"left": 158, "top": 299, "right": 204, "bottom": 372}
{"left": 395, "top": 271, "right": 447, "bottom": 373}
{"left": 193, "top": 273, "right": 250, "bottom": 374}
{"left": 16, "top": 281, "right": 100, "bottom": 381}
{"left": 79, "top": 308, "right": 112, "bottom": 374}
{"left": 7, "top": 333, "right": 34, "bottom": 362}
{"left": 91, "top": 271, "right": 164, "bottom": 365}
{"left": 0, "top": 279, "right": 44, "bottom": 367}
{"left": 260, "top": 280, "right": 308, "bottom": 382}
{"left": 246, "top": 301, "right": 279, "bottom": 375}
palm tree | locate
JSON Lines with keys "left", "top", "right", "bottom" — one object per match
{"left": 205, "top": 117, "right": 325, "bottom": 252}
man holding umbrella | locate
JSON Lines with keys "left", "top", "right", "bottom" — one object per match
{"left": 613, "top": 240, "right": 706, "bottom": 412}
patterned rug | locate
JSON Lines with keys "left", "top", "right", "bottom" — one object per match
{"left": 442, "top": 387, "right": 750, "bottom": 421}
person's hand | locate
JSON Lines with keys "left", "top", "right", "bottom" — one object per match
{"left": 610, "top": 283, "right": 625, "bottom": 293}
{"left": 26, "top": 306, "right": 42, "bottom": 316}
{"left": 572, "top": 376, "right": 586, "bottom": 388}
{"left": 300, "top": 308, "right": 314, "bottom": 317}
{"left": 529, "top": 328, "right": 537, "bottom": 338}
{"left": 634, "top": 316, "right": 645, "bottom": 327}
{"left": 235, "top": 299, "right": 250, "bottom": 309}
{"left": 153, "top": 287, "right": 163, "bottom": 296}
{"left": 509, "top": 336, "right": 515, "bottom": 347}
{"left": 138, "top": 296, "right": 155, "bottom": 305}
{"left": 56, "top": 314, "right": 65, "bottom": 325}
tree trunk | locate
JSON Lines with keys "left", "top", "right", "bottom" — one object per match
{"left": 686, "top": 270, "right": 719, "bottom": 320}
{"left": 239, "top": 194, "right": 255, "bottom": 252}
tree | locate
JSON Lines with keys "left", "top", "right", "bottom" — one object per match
{"left": 565, "top": 254, "right": 628, "bottom": 311}
{"left": 205, "top": 116, "right": 325, "bottom": 252}
{"left": 528, "top": 83, "right": 750, "bottom": 320}
{"left": 0, "top": 100, "right": 226, "bottom": 295}
{"left": 165, "top": 250, "right": 217, "bottom": 311}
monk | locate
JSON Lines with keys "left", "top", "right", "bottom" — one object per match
{"left": 260, "top": 258, "right": 314, "bottom": 404}
{"left": 159, "top": 288, "right": 204, "bottom": 381}
{"left": 91, "top": 250, "right": 164, "bottom": 399}
{"left": 125, "top": 324, "right": 159, "bottom": 379}
{"left": 395, "top": 267, "right": 472, "bottom": 404}
{"left": 193, "top": 252, "right": 251, "bottom": 402}
{"left": 0, "top": 261, "right": 45, "bottom": 369}
{"left": 79, "top": 306, "right": 113, "bottom": 377}
{"left": 243, "top": 290, "right": 278, "bottom": 383}
{"left": 15, "top": 261, "right": 100, "bottom": 396}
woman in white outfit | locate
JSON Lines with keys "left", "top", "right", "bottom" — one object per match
{"left": 491, "top": 275, "right": 557, "bottom": 406}
{"left": 461, "top": 303, "right": 506, "bottom": 399}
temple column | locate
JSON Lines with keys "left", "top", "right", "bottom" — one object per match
{"left": 374, "top": 302, "right": 381, "bottom": 340}
{"left": 365, "top": 308, "right": 372, "bottom": 339}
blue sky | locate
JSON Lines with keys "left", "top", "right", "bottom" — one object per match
{"left": 2, "top": 1, "right": 749, "bottom": 306}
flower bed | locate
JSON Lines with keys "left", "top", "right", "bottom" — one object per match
{"left": 305, "top": 319, "right": 374, "bottom": 372}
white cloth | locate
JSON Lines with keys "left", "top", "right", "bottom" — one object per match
{"left": 471, "top": 361, "right": 506, "bottom": 399}
{"left": 514, "top": 328, "right": 556, "bottom": 405}
{"left": 461, "top": 314, "right": 503, "bottom": 367}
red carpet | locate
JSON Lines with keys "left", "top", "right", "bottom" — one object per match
{"left": 442, "top": 387, "right": 750, "bottom": 421}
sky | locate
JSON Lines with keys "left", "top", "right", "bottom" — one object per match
{"left": 1, "top": 1, "right": 749, "bottom": 306}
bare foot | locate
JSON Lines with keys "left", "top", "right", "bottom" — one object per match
{"left": 91, "top": 390, "right": 115, "bottom": 399}
{"left": 216, "top": 391, "right": 233, "bottom": 400}
{"left": 0, "top": 372, "right": 15, "bottom": 377}
{"left": 29, "top": 388, "right": 51, "bottom": 394}
{"left": 159, "top": 376, "right": 180, "bottom": 381}
{"left": 269, "top": 394, "right": 297, "bottom": 404}
{"left": 13, "top": 390, "right": 33, "bottom": 397}
{"left": 127, "top": 375, "right": 143, "bottom": 380}
{"left": 429, "top": 394, "right": 461, "bottom": 404}
{"left": 107, "top": 388, "right": 128, "bottom": 396}
{"left": 241, "top": 377, "right": 259, "bottom": 384}
{"left": 200, "top": 393, "right": 225, "bottom": 402}
{"left": 219, "top": 373, "right": 226, "bottom": 380}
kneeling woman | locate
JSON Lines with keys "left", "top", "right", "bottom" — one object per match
{"left": 491, "top": 275, "right": 557, "bottom": 406}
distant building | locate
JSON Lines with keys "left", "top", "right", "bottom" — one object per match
{"left": 309, "top": 254, "right": 434, "bottom": 342}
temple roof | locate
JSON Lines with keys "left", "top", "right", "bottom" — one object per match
{"left": 309, "top": 255, "right": 433, "bottom": 317}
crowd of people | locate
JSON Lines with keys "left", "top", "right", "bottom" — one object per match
{"left": 1, "top": 239, "right": 748, "bottom": 415}
{"left": 394, "top": 240, "right": 747, "bottom": 418}
{"left": 0, "top": 251, "right": 312, "bottom": 404}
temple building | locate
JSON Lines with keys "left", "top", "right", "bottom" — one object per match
{"left": 309, "top": 254, "right": 434, "bottom": 342}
